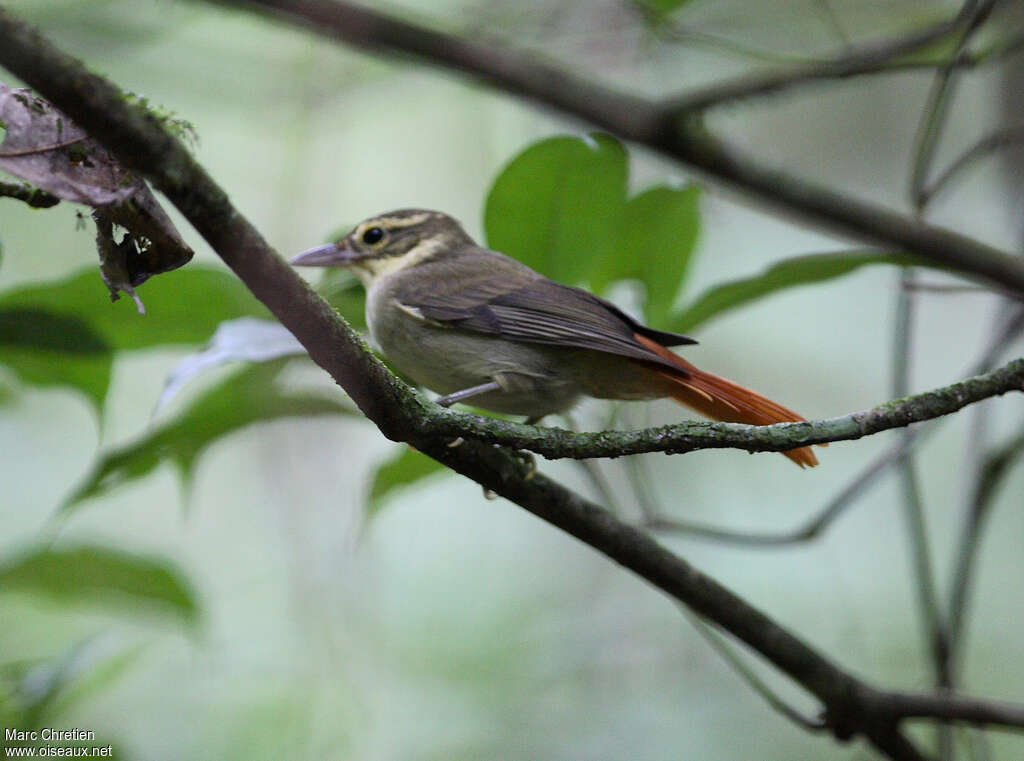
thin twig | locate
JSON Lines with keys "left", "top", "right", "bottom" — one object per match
{"left": 646, "top": 301, "right": 1024, "bottom": 547}
{"left": 648, "top": 428, "right": 929, "bottom": 546}
{"left": 942, "top": 304, "right": 1024, "bottom": 694}
{"left": 910, "top": 0, "right": 996, "bottom": 210}
{"left": 945, "top": 302, "right": 1014, "bottom": 677}
{"left": 894, "top": 268, "right": 954, "bottom": 760}
{"left": 662, "top": 3, "right": 983, "bottom": 112}
{"left": 920, "top": 124, "right": 1024, "bottom": 207}
{"left": 948, "top": 422, "right": 1024, "bottom": 666}
{"left": 648, "top": 15, "right": 837, "bottom": 66}
{"left": 902, "top": 282, "right": 998, "bottom": 294}
{"left": 679, "top": 606, "right": 828, "bottom": 731}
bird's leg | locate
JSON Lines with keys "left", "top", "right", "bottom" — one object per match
{"left": 436, "top": 381, "right": 503, "bottom": 450}
{"left": 435, "top": 382, "right": 536, "bottom": 479}
{"left": 435, "top": 381, "right": 503, "bottom": 408}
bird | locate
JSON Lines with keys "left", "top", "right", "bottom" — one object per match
{"left": 292, "top": 209, "right": 819, "bottom": 467}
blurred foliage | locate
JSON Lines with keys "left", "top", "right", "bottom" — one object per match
{"left": 1, "top": 636, "right": 137, "bottom": 757}
{"left": 63, "top": 359, "right": 356, "bottom": 511}
{"left": 0, "top": 266, "right": 267, "bottom": 411}
{"left": 670, "top": 250, "right": 932, "bottom": 332}
{"left": 0, "top": 546, "right": 198, "bottom": 627}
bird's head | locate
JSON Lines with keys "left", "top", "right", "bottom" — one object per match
{"left": 291, "top": 208, "right": 473, "bottom": 286}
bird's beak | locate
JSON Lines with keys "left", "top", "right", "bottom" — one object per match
{"left": 290, "top": 241, "right": 359, "bottom": 267}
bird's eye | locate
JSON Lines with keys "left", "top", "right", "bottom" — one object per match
{"left": 362, "top": 227, "right": 385, "bottom": 245}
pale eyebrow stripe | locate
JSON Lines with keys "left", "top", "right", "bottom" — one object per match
{"left": 373, "top": 212, "right": 432, "bottom": 230}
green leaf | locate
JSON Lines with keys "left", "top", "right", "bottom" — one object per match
{"left": 484, "top": 135, "right": 702, "bottom": 326}
{"left": 368, "top": 445, "right": 445, "bottom": 516}
{"left": 0, "top": 265, "right": 266, "bottom": 350}
{"left": 670, "top": 250, "right": 926, "bottom": 333}
{"left": 0, "top": 265, "right": 266, "bottom": 410}
{"left": 63, "top": 360, "right": 356, "bottom": 511}
{"left": 592, "top": 184, "right": 701, "bottom": 327}
{"left": 0, "top": 546, "right": 198, "bottom": 627}
{"left": 484, "top": 133, "right": 628, "bottom": 285}
{"left": 0, "top": 308, "right": 112, "bottom": 409}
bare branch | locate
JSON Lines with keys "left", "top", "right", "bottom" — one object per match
{"left": 648, "top": 428, "right": 929, "bottom": 546}
{"left": 948, "top": 423, "right": 1024, "bottom": 663}
{"left": 880, "top": 690, "right": 1024, "bottom": 729}
{"left": 909, "top": 0, "right": 997, "bottom": 210}
{"left": 646, "top": 302, "right": 1024, "bottom": 545}
{"left": 920, "top": 123, "right": 1024, "bottom": 207}
{"left": 657, "top": 3, "right": 976, "bottom": 110}
{"left": 680, "top": 605, "right": 828, "bottom": 732}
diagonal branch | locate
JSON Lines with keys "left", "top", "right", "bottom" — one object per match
{"left": 660, "top": 2, "right": 982, "bottom": 112}
{"left": 920, "top": 123, "right": 1024, "bottom": 207}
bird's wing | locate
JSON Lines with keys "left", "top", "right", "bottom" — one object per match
{"left": 402, "top": 275, "right": 695, "bottom": 370}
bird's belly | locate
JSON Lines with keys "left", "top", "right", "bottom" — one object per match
{"left": 368, "top": 304, "right": 581, "bottom": 417}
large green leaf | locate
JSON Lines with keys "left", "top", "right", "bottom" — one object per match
{"left": 63, "top": 360, "right": 356, "bottom": 511}
{"left": 592, "top": 184, "right": 701, "bottom": 327}
{"left": 484, "top": 134, "right": 628, "bottom": 286}
{"left": 670, "top": 250, "right": 926, "bottom": 332}
{"left": 0, "top": 265, "right": 266, "bottom": 409}
{"left": 0, "top": 265, "right": 266, "bottom": 350}
{"left": 0, "top": 307, "right": 112, "bottom": 409}
{"left": 484, "top": 134, "right": 702, "bottom": 327}
{"left": 368, "top": 445, "right": 445, "bottom": 516}
{"left": 0, "top": 546, "right": 198, "bottom": 627}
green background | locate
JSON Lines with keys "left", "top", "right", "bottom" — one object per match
{"left": 1, "top": 1, "right": 1023, "bottom": 759}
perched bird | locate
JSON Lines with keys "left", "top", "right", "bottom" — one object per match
{"left": 292, "top": 209, "right": 818, "bottom": 467}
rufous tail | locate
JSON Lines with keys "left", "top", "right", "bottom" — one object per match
{"left": 634, "top": 334, "right": 820, "bottom": 468}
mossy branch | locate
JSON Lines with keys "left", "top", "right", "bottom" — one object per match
{"left": 0, "top": 179, "right": 59, "bottom": 208}
{"left": 414, "top": 358, "right": 1024, "bottom": 459}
